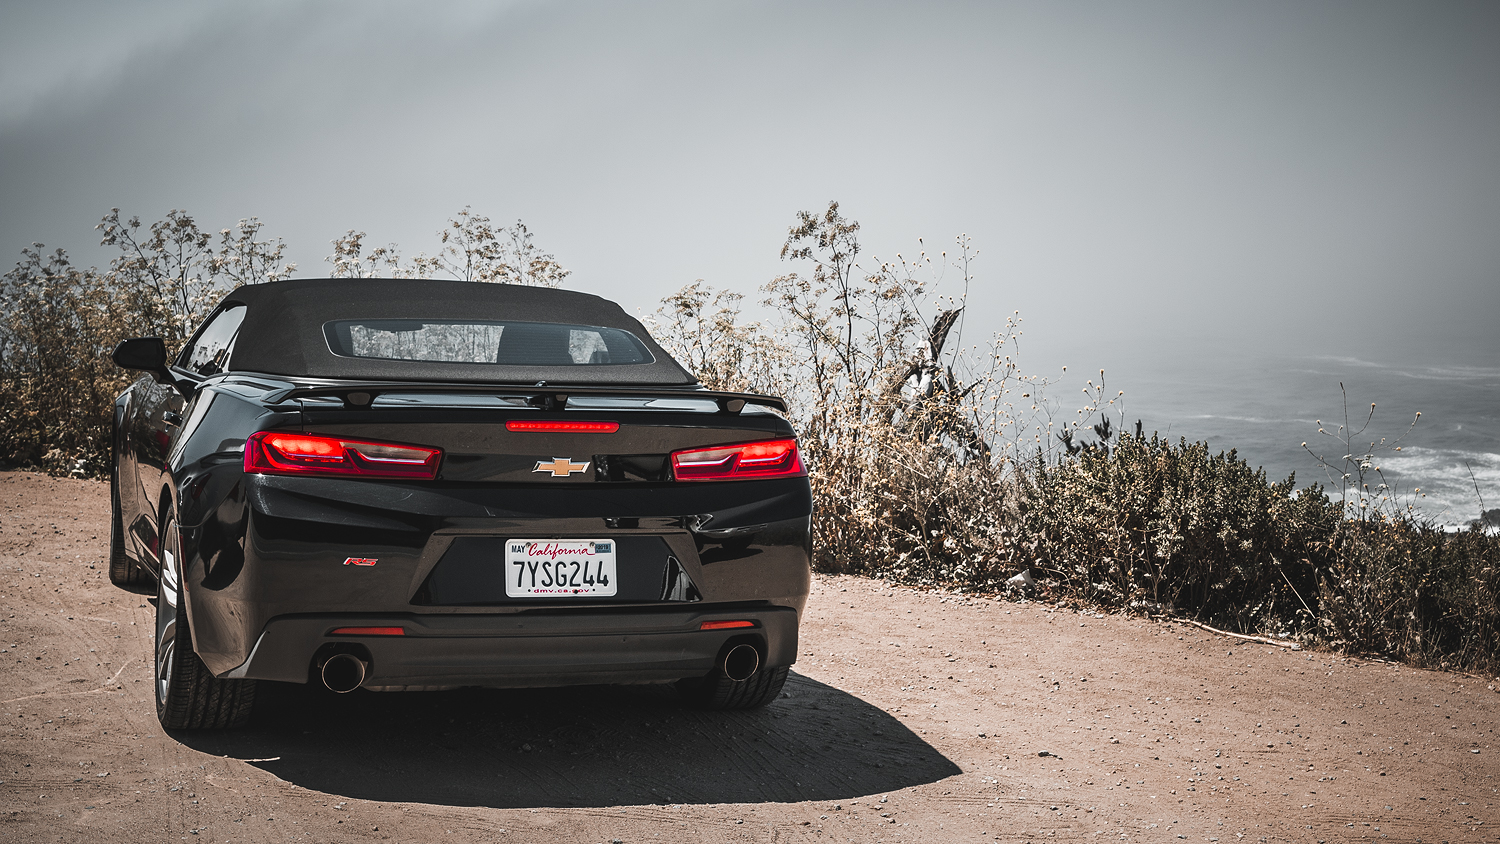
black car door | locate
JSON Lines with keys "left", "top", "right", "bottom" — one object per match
{"left": 129, "top": 305, "right": 247, "bottom": 567}
{"left": 127, "top": 377, "right": 177, "bottom": 561}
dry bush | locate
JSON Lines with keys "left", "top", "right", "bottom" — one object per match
{"left": 0, "top": 211, "right": 294, "bottom": 475}
{"left": 0, "top": 247, "right": 132, "bottom": 476}
{"left": 97, "top": 210, "right": 295, "bottom": 351}
{"left": 326, "top": 207, "right": 569, "bottom": 287}
{"left": 1298, "top": 393, "right": 1500, "bottom": 672}
{"left": 649, "top": 282, "right": 791, "bottom": 396}
{"left": 1317, "top": 519, "right": 1500, "bottom": 674}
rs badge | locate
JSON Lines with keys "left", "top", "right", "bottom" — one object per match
{"left": 343, "top": 557, "right": 378, "bottom": 566}
{"left": 533, "top": 458, "right": 590, "bottom": 477}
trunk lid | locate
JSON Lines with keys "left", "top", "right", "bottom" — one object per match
{"left": 290, "top": 391, "right": 794, "bottom": 484}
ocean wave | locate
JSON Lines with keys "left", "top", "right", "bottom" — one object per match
{"left": 1307, "top": 356, "right": 1500, "bottom": 384}
{"left": 1188, "top": 414, "right": 1276, "bottom": 424}
{"left": 1187, "top": 414, "right": 1322, "bottom": 426}
{"left": 1310, "top": 355, "right": 1386, "bottom": 369}
{"left": 1376, "top": 448, "right": 1500, "bottom": 524}
{"left": 1380, "top": 447, "right": 1500, "bottom": 478}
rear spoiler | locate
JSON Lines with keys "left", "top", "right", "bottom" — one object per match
{"left": 265, "top": 381, "right": 787, "bottom": 414}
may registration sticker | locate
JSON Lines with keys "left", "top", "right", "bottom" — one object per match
{"left": 505, "top": 540, "right": 618, "bottom": 598}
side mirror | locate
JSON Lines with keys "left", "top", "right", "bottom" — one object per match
{"left": 111, "top": 337, "right": 169, "bottom": 382}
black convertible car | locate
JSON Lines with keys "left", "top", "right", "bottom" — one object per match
{"left": 109, "top": 279, "right": 811, "bottom": 729}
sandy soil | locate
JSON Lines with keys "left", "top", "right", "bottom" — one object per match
{"left": 1, "top": 469, "right": 1497, "bottom": 843}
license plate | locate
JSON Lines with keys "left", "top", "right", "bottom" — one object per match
{"left": 504, "top": 539, "right": 618, "bottom": 597}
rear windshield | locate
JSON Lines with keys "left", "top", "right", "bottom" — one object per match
{"left": 322, "top": 320, "right": 655, "bottom": 366}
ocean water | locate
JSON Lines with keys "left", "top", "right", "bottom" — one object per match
{"left": 1085, "top": 351, "right": 1500, "bottom": 528}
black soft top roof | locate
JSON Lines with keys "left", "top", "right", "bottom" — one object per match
{"left": 221, "top": 278, "right": 696, "bottom": 386}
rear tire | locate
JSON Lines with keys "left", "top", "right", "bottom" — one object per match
{"left": 107, "top": 468, "right": 150, "bottom": 591}
{"left": 678, "top": 664, "right": 789, "bottom": 710}
{"left": 154, "top": 516, "right": 257, "bottom": 730}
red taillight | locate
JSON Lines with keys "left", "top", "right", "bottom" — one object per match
{"left": 671, "top": 438, "right": 805, "bottom": 482}
{"left": 245, "top": 432, "right": 442, "bottom": 480}
{"left": 506, "top": 420, "right": 621, "bottom": 433}
{"left": 699, "top": 620, "right": 756, "bottom": 630}
{"left": 329, "top": 627, "right": 405, "bottom": 636}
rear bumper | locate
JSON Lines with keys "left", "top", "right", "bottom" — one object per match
{"left": 223, "top": 605, "right": 798, "bottom": 688}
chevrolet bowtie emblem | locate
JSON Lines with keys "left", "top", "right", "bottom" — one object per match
{"left": 533, "top": 457, "right": 590, "bottom": 477}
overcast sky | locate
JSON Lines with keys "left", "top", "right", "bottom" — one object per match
{"left": 3, "top": 0, "right": 1496, "bottom": 377}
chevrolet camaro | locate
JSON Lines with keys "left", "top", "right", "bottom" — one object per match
{"left": 109, "top": 278, "right": 811, "bottom": 729}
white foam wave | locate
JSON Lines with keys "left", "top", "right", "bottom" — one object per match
{"left": 1377, "top": 448, "right": 1500, "bottom": 524}
{"left": 1311, "top": 355, "right": 1386, "bottom": 369}
{"left": 1188, "top": 414, "right": 1277, "bottom": 424}
{"left": 1308, "top": 356, "right": 1500, "bottom": 383}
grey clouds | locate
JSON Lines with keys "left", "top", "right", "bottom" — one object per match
{"left": 2, "top": 0, "right": 1497, "bottom": 375}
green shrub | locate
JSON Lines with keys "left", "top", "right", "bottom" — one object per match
{"left": 1015, "top": 433, "right": 1343, "bottom": 636}
{"left": 1319, "top": 518, "right": 1500, "bottom": 673}
{"left": 1011, "top": 433, "right": 1499, "bottom": 673}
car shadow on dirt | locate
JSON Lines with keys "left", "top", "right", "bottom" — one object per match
{"left": 178, "top": 670, "right": 960, "bottom": 807}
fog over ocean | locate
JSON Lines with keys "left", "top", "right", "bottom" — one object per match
{"left": 1094, "top": 350, "right": 1500, "bottom": 527}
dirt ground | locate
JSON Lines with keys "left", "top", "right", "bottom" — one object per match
{"left": 0, "top": 470, "right": 1496, "bottom": 843}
